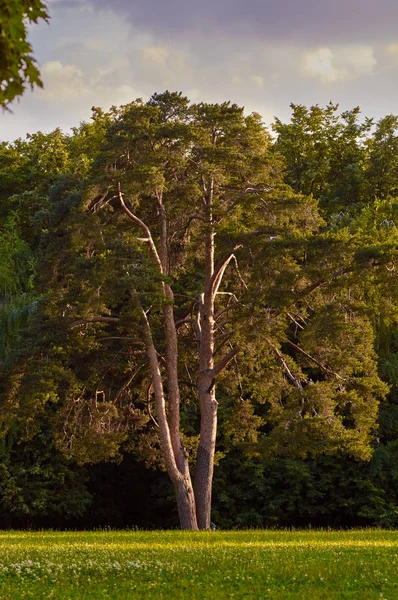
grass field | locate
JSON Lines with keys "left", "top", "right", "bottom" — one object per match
{"left": 0, "top": 530, "right": 397, "bottom": 599}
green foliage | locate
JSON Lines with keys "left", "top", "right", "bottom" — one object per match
{"left": 273, "top": 103, "right": 372, "bottom": 214}
{"left": 212, "top": 448, "right": 398, "bottom": 529}
{"left": 0, "top": 214, "right": 37, "bottom": 360}
{"left": 0, "top": 425, "right": 91, "bottom": 525}
{"left": 365, "top": 115, "right": 398, "bottom": 200}
{"left": 1, "top": 96, "right": 398, "bottom": 528}
{"left": 0, "top": 0, "right": 48, "bottom": 107}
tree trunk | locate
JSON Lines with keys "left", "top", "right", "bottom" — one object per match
{"left": 194, "top": 180, "right": 217, "bottom": 529}
{"left": 173, "top": 474, "right": 198, "bottom": 530}
{"left": 194, "top": 289, "right": 217, "bottom": 528}
{"left": 156, "top": 191, "right": 194, "bottom": 503}
{"left": 195, "top": 381, "right": 217, "bottom": 529}
{"left": 120, "top": 183, "right": 218, "bottom": 531}
{"left": 139, "top": 299, "right": 198, "bottom": 530}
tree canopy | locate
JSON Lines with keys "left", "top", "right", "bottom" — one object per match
{"left": 1, "top": 97, "right": 398, "bottom": 529}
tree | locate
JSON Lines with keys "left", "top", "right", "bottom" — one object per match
{"left": 0, "top": 95, "right": 393, "bottom": 530}
{"left": 364, "top": 115, "right": 398, "bottom": 200}
{"left": 69, "top": 94, "right": 292, "bottom": 529}
{"left": 273, "top": 103, "right": 373, "bottom": 214}
{"left": 1, "top": 94, "right": 321, "bottom": 529}
{"left": 0, "top": 0, "right": 49, "bottom": 108}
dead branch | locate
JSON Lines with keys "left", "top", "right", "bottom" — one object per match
{"left": 175, "top": 317, "right": 201, "bottom": 344}
{"left": 286, "top": 312, "right": 305, "bottom": 331}
{"left": 213, "top": 346, "right": 240, "bottom": 378}
{"left": 274, "top": 266, "right": 356, "bottom": 320}
{"left": 231, "top": 255, "right": 248, "bottom": 290}
{"left": 268, "top": 340, "right": 304, "bottom": 391}
{"left": 114, "top": 362, "right": 147, "bottom": 404}
{"left": 70, "top": 316, "right": 121, "bottom": 329}
{"left": 175, "top": 317, "right": 197, "bottom": 327}
{"left": 209, "top": 246, "right": 243, "bottom": 297}
{"left": 117, "top": 182, "right": 163, "bottom": 272}
{"left": 216, "top": 291, "right": 239, "bottom": 302}
{"left": 214, "top": 331, "right": 234, "bottom": 356}
{"left": 286, "top": 339, "right": 347, "bottom": 382}
{"left": 90, "top": 191, "right": 118, "bottom": 213}
{"left": 215, "top": 301, "right": 240, "bottom": 321}
{"left": 181, "top": 214, "right": 209, "bottom": 236}
{"left": 146, "top": 382, "right": 159, "bottom": 428}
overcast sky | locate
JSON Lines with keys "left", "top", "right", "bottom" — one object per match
{"left": 1, "top": 0, "right": 398, "bottom": 141}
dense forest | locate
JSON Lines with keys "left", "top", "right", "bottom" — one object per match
{"left": 1, "top": 93, "right": 398, "bottom": 529}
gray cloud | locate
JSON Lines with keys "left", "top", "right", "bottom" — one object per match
{"left": 3, "top": 0, "right": 398, "bottom": 142}
{"left": 90, "top": 0, "right": 398, "bottom": 44}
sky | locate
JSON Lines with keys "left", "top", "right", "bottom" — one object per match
{"left": 1, "top": 0, "right": 398, "bottom": 141}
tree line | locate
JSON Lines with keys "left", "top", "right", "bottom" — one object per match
{"left": 1, "top": 94, "right": 398, "bottom": 529}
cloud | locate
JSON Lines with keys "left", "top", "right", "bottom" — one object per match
{"left": 142, "top": 46, "right": 169, "bottom": 66}
{"left": 90, "top": 0, "right": 398, "bottom": 45}
{"left": 39, "top": 61, "right": 85, "bottom": 99}
{"left": 2, "top": 0, "right": 395, "bottom": 143}
{"left": 344, "top": 45, "right": 377, "bottom": 75}
{"left": 38, "top": 59, "right": 138, "bottom": 108}
{"left": 251, "top": 75, "right": 265, "bottom": 88}
{"left": 139, "top": 45, "right": 189, "bottom": 88}
{"left": 302, "top": 48, "right": 340, "bottom": 83}
{"left": 386, "top": 43, "right": 398, "bottom": 55}
{"left": 301, "top": 45, "right": 376, "bottom": 83}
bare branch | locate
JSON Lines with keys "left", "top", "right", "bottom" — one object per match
{"left": 175, "top": 317, "right": 196, "bottom": 327}
{"left": 231, "top": 255, "right": 248, "bottom": 290}
{"left": 145, "top": 382, "right": 159, "bottom": 428}
{"left": 272, "top": 266, "right": 358, "bottom": 321}
{"left": 90, "top": 190, "right": 117, "bottom": 213}
{"left": 97, "top": 336, "right": 140, "bottom": 342}
{"left": 282, "top": 409, "right": 304, "bottom": 429}
{"left": 175, "top": 317, "right": 201, "bottom": 347}
{"left": 298, "top": 267, "right": 353, "bottom": 298}
{"left": 214, "top": 331, "right": 234, "bottom": 356}
{"left": 183, "top": 214, "right": 208, "bottom": 227}
{"left": 211, "top": 254, "right": 235, "bottom": 296}
{"left": 245, "top": 184, "right": 275, "bottom": 193}
{"left": 117, "top": 182, "right": 163, "bottom": 272}
{"left": 215, "top": 301, "right": 240, "bottom": 321}
{"left": 174, "top": 293, "right": 199, "bottom": 303}
{"left": 214, "top": 330, "right": 234, "bottom": 343}
{"left": 209, "top": 246, "right": 242, "bottom": 297}
{"left": 213, "top": 346, "right": 240, "bottom": 378}
{"left": 243, "top": 227, "right": 282, "bottom": 237}
{"left": 286, "top": 339, "right": 347, "bottom": 382}
{"left": 114, "top": 362, "right": 147, "bottom": 404}
{"left": 176, "top": 214, "right": 209, "bottom": 244}
{"left": 286, "top": 312, "right": 305, "bottom": 331}
{"left": 155, "top": 190, "right": 169, "bottom": 274}
{"left": 184, "top": 362, "right": 195, "bottom": 388}
{"left": 70, "top": 316, "right": 121, "bottom": 329}
{"left": 268, "top": 340, "right": 305, "bottom": 391}
{"left": 92, "top": 347, "right": 126, "bottom": 391}
{"left": 216, "top": 291, "right": 239, "bottom": 301}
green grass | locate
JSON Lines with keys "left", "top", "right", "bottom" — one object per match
{"left": 0, "top": 530, "right": 397, "bottom": 599}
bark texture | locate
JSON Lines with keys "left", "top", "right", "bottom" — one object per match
{"left": 119, "top": 176, "right": 235, "bottom": 529}
{"left": 119, "top": 184, "right": 198, "bottom": 530}
{"left": 194, "top": 178, "right": 217, "bottom": 529}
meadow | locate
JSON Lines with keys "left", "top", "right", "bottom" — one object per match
{"left": 0, "top": 529, "right": 397, "bottom": 599}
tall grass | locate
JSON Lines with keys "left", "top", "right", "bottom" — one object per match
{"left": 0, "top": 529, "right": 396, "bottom": 598}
